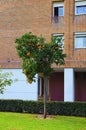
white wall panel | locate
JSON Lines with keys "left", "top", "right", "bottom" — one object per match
{"left": 64, "top": 68, "right": 75, "bottom": 102}
{"left": 0, "top": 69, "right": 38, "bottom": 101}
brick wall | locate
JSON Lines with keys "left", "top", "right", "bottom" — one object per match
{"left": 0, "top": 0, "right": 86, "bottom": 68}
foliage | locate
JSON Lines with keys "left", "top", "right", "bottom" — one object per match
{"left": 0, "top": 99, "right": 23, "bottom": 112}
{"left": 15, "top": 32, "right": 66, "bottom": 83}
{"left": 0, "top": 69, "right": 14, "bottom": 94}
{"left": 0, "top": 100, "right": 86, "bottom": 117}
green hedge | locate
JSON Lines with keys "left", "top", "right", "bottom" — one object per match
{"left": 0, "top": 100, "right": 86, "bottom": 117}
{"left": 0, "top": 100, "right": 23, "bottom": 112}
{"left": 46, "top": 102, "right": 86, "bottom": 117}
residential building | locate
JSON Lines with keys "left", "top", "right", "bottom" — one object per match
{"left": 0, "top": 0, "right": 86, "bottom": 101}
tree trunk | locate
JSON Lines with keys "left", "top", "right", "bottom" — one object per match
{"left": 43, "top": 76, "right": 48, "bottom": 118}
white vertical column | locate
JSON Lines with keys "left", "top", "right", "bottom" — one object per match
{"left": 64, "top": 68, "right": 75, "bottom": 102}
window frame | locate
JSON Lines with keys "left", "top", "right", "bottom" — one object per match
{"left": 53, "top": 33, "right": 64, "bottom": 49}
{"left": 53, "top": 2, "right": 64, "bottom": 17}
{"left": 74, "top": 32, "right": 86, "bottom": 49}
{"left": 75, "top": 1, "right": 86, "bottom": 15}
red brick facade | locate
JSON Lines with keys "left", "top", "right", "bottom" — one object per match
{"left": 0, "top": 0, "right": 86, "bottom": 69}
{"left": 0, "top": 0, "right": 86, "bottom": 101}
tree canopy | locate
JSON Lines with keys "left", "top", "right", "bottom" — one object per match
{"left": 15, "top": 32, "right": 66, "bottom": 118}
{"left": 15, "top": 32, "right": 66, "bottom": 83}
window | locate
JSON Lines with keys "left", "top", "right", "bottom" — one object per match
{"left": 76, "top": 5, "right": 86, "bottom": 14}
{"left": 53, "top": 2, "right": 64, "bottom": 17}
{"left": 74, "top": 32, "right": 86, "bottom": 48}
{"left": 53, "top": 34, "right": 64, "bottom": 49}
{"left": 75, "top": 1, "right": 86, "bottom": 15}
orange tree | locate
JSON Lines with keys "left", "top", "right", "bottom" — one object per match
{"left": 15, "top": 32, "right": 66, "bottom": 118}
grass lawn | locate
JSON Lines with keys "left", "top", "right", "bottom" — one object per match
{"left": 0, "top": 112, "right": 86, "bottom": 130}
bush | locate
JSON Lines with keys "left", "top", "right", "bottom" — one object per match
{"left": 23, "top": 101, "right": 44, "bottom": 114}
{"left": 46, "top": 101, "right": 86, "bottom": 117}
{"left": 0, "top": 100, "right": 86, "bottom": 117}
{"left": 0, "top": 100, "right": 23, "bottom": 112}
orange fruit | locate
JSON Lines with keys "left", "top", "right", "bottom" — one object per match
{"left": 55, "top": 46, "right": 58, "bottom": 50}
{"left": 27, "top": 74, "right": 31, "bottom": 78}
{"left": 36, "top": 43, "right": 40, "bottom": 46}
{"left": 27, "top": 52, "right": 30, "bottom": 56}
{"left": 38, "top": 45, "right": 42, "bottom": 49}
{"left": 28, "top": 43, "right": 32, "bottom": 46}
{"left": 28, "top": 79, "right": 32, "bottom": 84}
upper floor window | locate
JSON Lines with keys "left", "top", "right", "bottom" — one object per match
{"left": 53, "top": 2, "right": 64, "bottom": 17}
{"left": 74, "top": 32, "right": 86, "bottom": 48}
{"left": 53, "top": 34, "right": 64, "bottom": 49}
{"left": 75, "top": 1, "right": 86, "bottom": 15}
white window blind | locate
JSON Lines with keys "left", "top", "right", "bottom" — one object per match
{"left": 75, "top": 33, "right": 86, "bottom": 48}
{"left": 75, "top": 1, "right": 86, "bottom": 15}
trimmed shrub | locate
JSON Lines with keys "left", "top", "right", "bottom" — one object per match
{"left": 0, "top": 100, "right": 23, "bottom": 112}
{"left": 23, "top": 101, "right": 43, "bottom": 114}
{"left": 0, "top": 100, "right": 86, "bottom": 117}
{"left": 46, "top": 101, "right": 86, "bottom": 117}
